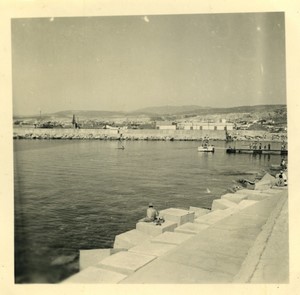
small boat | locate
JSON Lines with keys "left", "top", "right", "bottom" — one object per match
{"left": 198, "top": 145, "right": 215, "bottom": 152}
{"left": 198, "top": 138, "right": 215, "bottom": 152}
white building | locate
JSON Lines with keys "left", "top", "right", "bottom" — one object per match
{"left": 177, "top": 119, "right": 234, "bottom": 131}
{"left": 156, "top": 121, "right": 177, "bottom": 130}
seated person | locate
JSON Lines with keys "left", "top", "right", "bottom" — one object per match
{"left": 276, "top": 170, "right": 287, "bottom": 186}
{"left": 140, "top": 203, "right": 158, "bottom": 222}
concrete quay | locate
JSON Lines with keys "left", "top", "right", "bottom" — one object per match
{"left": 62, "top": 176, "right": 288, "bottom": 284}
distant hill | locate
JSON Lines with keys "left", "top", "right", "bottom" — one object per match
{"left": 129, "top": 105, "right": 210, "bottom": 115}
{"left": 52, "top": 110, "right": 126, "bottom": 118}
{"left": 130, "top": 104, "right": 286, "bottom": 116}
{"left": 13, "top": 110, "right": 126, "bottom": 120}
{"left": 176, "top": 104, "right": 287, "bottom": 116}
{"left": 13, "top": 104, "right": 286, "bottom": 121}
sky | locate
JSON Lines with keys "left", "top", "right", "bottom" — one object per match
{"left": 11, "top": 12, "right": 286, "bottom": 116}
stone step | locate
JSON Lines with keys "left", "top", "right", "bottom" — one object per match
{"left": 62, "top": 266, "right": 127, "bottom": 284}
{"left": 97, "top": 251, "right": 156, "bottom": 275}
{"left": 129, "top": 241, "right": 176, "bottom": 257}
{"left": 79, "top": 248, "right": 125, "bottom": 270}
{"left": 136, "top": 220, "right": 178, "bottom": 237}
{"left": 221, "top": 193, "right": 248, "bottom": 204}
{"left": 271, "top": 186, "right": 288, "bottom": 190}
{"left": 150, "top": 231, "right": 194, "bottom": 245}
{"left": 174, "top": 222, "right": 209, "bottom": 235}
{"left": 240, "top": 188, "right": 276, "bottom": 195}
{"left": 113, "top": 229, "right": 152, "bottom": 249}
{"left": 159, "top": 208, "right": 195, "bottom": 225}
{"left": 237, "top": 189, "right": 276, "bottom": 201}
{"left": 236, "top": 200, "right": 258, "bottom": 210}
{"left": 189, "top": 207, "right": 210, "bottom": 218}
{"left": 211, "top": 198, "right": 238, "bottom": 211}
{"left": 120, "top": 259, "right": 232, "bottom": 284}
{"left": 194, "top": 208, "right": 236, "bottom": 226}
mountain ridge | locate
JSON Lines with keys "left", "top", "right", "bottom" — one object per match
{"left": 13, "top": 104, "right": 286, "bottom": 120}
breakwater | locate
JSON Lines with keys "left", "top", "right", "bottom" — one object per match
{"left": 62, "top": 173, "right": 288, "bottom": 284}
{"left": 13, "top": 127, "right": 287, "bottom": 141}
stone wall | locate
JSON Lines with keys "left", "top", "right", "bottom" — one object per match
{"left": 13, "top": 127, "right": 226, "bottom": 140}
{"left": 13, "top": 127, "right": 287, "bottom": 141}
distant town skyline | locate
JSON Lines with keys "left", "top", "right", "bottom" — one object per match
{"left": 12, "top": 12, "right": 286, "bottom": 116}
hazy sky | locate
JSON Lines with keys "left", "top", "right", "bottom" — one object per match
{"left": 11, "top": 12, "right": 286, "bottom": 115}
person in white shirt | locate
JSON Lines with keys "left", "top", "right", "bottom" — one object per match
{"left": 276, "top": 170, "right": 287, "bottom": 186}
{"left": 140, "top": 203, "right": 158, "bottom": 222}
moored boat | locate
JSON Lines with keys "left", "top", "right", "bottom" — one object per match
{"left": 198, "top": 138, "right": 215, "bottom": 152}
{"left": 198, "top": 145, "right": 215, "bottom": 152}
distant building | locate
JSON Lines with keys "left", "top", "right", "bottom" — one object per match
{"left": 156, "top": 121, "right": 177, "bottom": 130}
{"left": 177, "top": 119, "right": 234, "bottom": 131}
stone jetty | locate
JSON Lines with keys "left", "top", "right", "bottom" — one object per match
{"left": 62, "top": 174, "right": 288, "bottom": 284}
{"left": 13, "top": 127, "right": 287, "bottom": 142}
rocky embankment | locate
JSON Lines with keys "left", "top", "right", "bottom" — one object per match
{"left": 13, "top": 127, "right": 287, "bottom": 142}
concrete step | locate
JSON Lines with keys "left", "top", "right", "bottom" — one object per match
{"left": 120, "top": 259, "right": 232, "bottom": 284}
{"left": 189, "top": 206, "right": 210, "bottom": 218}
{"left": 97, "top": 251, "right": 156, "bottom": 275}
{"left": 158, "top": 208, "right": 195, "bottom": 225}
{"left": 150, "top": 231, "right": 194, "bottom": 245}
{"left": 113, "top": 229, "right": 152, "bottom": 249}
{"left": 62, "top": 266, "right": 127, "bottom": 284}
{"left": 236, "top": 200, "right": 258, "bottom": 210}
{"left": 129, "top": 241, "right": 176, "bottom": 257}
{"left": 221, "top": 193, "right": 248, "bottom": 204}
{"left": 121, "top": 193, "right": 286, "bottom": 284}
{"left": 194, "top": 208, "right": 236, "bottom": 226}
{"left": 211, "top": 198, "right": 238, "bottom": 211}
{"left": 136, "top": 220, "right": 178, "bottom": 237}
{"left": 174, "top": 222, "right": 210, "bottom": 234}
{"left": 79, "top": 248, "right": 125, "bottom": 270}
{"left": 237, "top": 189, "right": 277, "bottom": 201}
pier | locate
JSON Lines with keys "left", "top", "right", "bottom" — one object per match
{"left": 226, "top": 147, "right": 288, "bottom": 155}
{"left": 62, "top": 174, "right": 288, "bottom": 284}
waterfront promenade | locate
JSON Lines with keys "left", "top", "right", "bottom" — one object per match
{"left": 62, "top": 176, "right": 288, "bottom": 284}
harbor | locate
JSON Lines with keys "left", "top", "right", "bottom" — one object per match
{"left": 13, "top": 139, "right": 288, "bottom": 283}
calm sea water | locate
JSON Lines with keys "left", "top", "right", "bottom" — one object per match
{"left": 14, "top": 139, "right": 284, "bottom": 283}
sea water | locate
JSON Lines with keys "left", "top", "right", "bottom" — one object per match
{"left": 14, "top": 139, "right": 284, "bottom": 283}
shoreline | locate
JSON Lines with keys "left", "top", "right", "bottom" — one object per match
{"left": 13, "top": 127, "right": 287, "bottom": 142}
